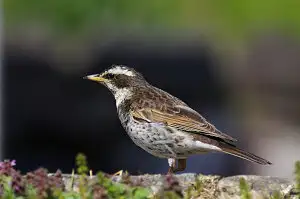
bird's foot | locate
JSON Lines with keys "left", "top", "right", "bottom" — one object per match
{"left": 166, "top": 158, "right": 187, "bottom": 174}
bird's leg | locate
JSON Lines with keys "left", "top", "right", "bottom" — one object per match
{"left": 173, "top": 159, "right": 186, "bottom": 172}
{"left": 167, "top": 167, "right": 173, "bottom": 174}
{"left": 167, "top": 158, "right": 176, "bottom": 174}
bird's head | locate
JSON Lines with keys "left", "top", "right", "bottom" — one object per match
{"left": 84, "top": 65, "right": 146, "bottom": 92}
{"left": 84, "top": 65, "right": 147, "bottom": 106}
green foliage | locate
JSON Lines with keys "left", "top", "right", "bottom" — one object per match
{"left": 295, "top": 161, "right": 300, "bottom": 199}
{"left": 97, "top": 172, "right": 126, "bottom": 197}
{"left": 4, "top": 0, "right": 300, "bottom": 39}
{"left": 130, "top": 187, "right": 150, "bottom": 199}
{"left": 75, "top": 153, "right": 91, "bottom": 198}
{"left": 194, "top": 175, "right": 204, "bottom": 195}
{"left": 24, "top": 184, "right": 38, "bottom": 199}
{"left": 295, "top": 161, "right": 300, "bottom": 191}
{"left": 270, "top": 190, "right": 283, "bottom": 199}
{"left": 184, "top": 175, "right": 203, "bottom": 199}
{"left": 96, "top": 172, "right": 150, "bottom": 199}
{"left": 163, "top": 191, "right": 182, "bottom": 199}
{"left": 75, "top": 153, "right": 94, "bottom": 199}
{"left": 0, "top": 176, "right": 16, "bottom": 199}
{"left": 239, "top": 177, "right": 252, "bottom": 199}
{"left": 75, "top": 153, "right": 89, "bottom": 175}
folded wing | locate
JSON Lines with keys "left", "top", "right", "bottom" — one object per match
{"left": 130, "top": 101, "right": 237, "bottom": 143}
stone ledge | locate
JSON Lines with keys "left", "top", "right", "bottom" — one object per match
{"left": 52, "top": 173, "right": 297, "bottom": 198}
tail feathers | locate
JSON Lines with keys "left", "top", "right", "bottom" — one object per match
{"left": 220, "top": 145, "right": 272, "bottom": 165}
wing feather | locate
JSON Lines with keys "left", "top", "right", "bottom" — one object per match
{"left": 130, "top": 87, "right": 237, "bottom": 142}
{"left": 131, "top": 104, "right": 237, "bottom": 142}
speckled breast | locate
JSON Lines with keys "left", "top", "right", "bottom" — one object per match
{"left": 117, "top": 109, "right": 201, "bottom": 159}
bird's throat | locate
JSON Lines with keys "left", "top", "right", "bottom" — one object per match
{"left": 114, "top": 88, "right": 133, "bottom": 108}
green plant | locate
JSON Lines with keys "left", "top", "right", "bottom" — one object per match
{"left": 295, "top": 161, "right": 300, "bottom": 199}
{"left": 239, "top": 177, "right": 252, "bottom": 199}
{"left": 270, "top": 190, "right": 283, "bottom": 199}
{"left": 0, "top": 176, "right": 16, "bottom": 199}
{"left": 75, "top": 153, "right": 90, "bottom": 199}
{"left": 76, "top": 153, "right": 89, "bottom": 175}
{"left": 184, "top": 175, "right": 203, "bottom": 199}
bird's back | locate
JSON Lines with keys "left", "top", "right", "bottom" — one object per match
{"left": 129, "top": 84, "right": 237, "bottom": 143}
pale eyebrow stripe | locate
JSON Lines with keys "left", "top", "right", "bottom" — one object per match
{"left": 107, "top": 67, "right": 135, "bottom": 76}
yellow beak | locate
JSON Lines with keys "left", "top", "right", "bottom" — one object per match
{"left": 83, "top": 74, "right": 107, "bottom": 82}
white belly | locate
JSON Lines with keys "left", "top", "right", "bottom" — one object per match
{"left": 124, "top": 117, "right": 220, "bottom": 159}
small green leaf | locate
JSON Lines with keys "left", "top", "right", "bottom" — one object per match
{"left": 239, "top": 177, "right": 252, "bottom": 199}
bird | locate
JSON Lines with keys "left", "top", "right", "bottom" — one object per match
{"left": 84, "top": 65, "right": 272, "bottom": 174}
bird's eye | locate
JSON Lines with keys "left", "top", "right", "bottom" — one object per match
{"left": 104, "top": 73, "right": 115, "bottom": 79}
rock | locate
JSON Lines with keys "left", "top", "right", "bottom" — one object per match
{"left": 111, "top": 173, "right": 197, "bottom": 189}
{"left": 218, "top": 175, "right": 295, "bottom": 199}
{"left": 51, "top": 173, "right": 296, "bottom": 198}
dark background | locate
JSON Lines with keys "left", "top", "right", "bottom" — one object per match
{"left": 4, "top": 40, "right": 233, "bottom": 174}
{"left": 3, "top": 1, "right": 300, "bottom": 178}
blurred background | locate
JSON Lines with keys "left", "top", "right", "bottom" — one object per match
{"left": 2, "top": 1, "right": 300, "bottom": 179}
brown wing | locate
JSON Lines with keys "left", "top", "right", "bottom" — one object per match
{"left": 130, "top": 87, "right": 237, "bottom": 142}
